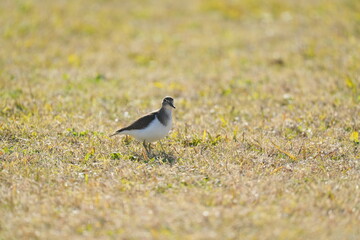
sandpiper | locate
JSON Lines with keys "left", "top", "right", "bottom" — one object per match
{"left": 110, "top": 97, "right": 175, "bottom": 154}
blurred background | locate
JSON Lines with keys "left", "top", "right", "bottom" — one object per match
{"left": 1, "top": 1, "right": 360, "bottom": 239}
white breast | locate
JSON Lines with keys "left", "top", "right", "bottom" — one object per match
{"left": 121, "top": 116, "right": 172, "bottom": 143}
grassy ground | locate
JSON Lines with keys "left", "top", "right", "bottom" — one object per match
{"left": 1, "top": 0, "right": 360, "bottom": 239}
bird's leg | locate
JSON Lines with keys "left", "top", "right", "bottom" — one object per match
{"left": 143, "top": 141, "right": 150, "bottom": 156}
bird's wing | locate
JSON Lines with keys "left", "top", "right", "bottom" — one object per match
{"left": 110, "top": 112, "right": 157, "bottom": 136}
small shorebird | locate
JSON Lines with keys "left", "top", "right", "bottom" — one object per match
{"left": 110, "top": 97, "right": 175, "bottom": 155}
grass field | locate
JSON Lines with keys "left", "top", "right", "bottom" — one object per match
{"left": 1, "top": 0, "right": 360, "bottom": 239}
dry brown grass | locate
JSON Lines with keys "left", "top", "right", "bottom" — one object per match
{"left": 1, "top": 0, "right": 360, "bottom": 239}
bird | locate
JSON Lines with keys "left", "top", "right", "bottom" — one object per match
{"left": 110, "top": 96, "right": 175, "bottom": 155}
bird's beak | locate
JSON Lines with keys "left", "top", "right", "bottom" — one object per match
{"left": 170, "top": 102, "right": 176, "bottom": 109}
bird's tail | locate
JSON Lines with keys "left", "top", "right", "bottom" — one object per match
{"left": 109, "top": 129, "right": 124, "bottom": 137}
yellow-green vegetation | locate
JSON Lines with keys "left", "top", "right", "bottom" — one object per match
{"left": 1, "top": 0, "right": 360, "bottom": 239}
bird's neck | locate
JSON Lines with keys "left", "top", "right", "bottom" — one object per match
{"left": 159, "top": 106, "right": 172, "bottom": 117}
{"left": 158, "top": 107, "right": 172, "bottom": 126}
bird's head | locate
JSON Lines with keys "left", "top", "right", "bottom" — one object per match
{"left": 162, "top": 96, "right": 175, "bottom": 109}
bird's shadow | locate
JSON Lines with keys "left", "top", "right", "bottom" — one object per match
{"left": 152, "top": 151, "right": 178, "bottom": 165}
{"left": 122, "top": 150, "right": 178, "bottom": 166}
